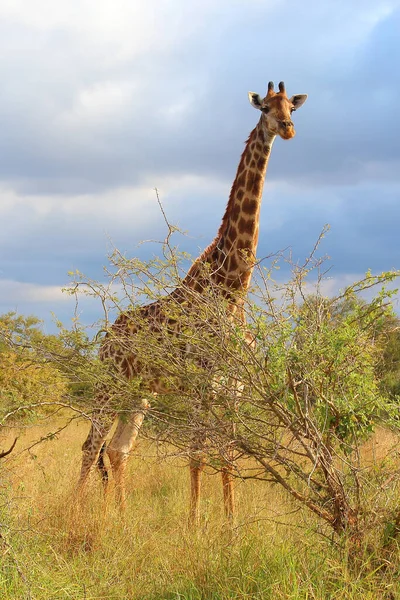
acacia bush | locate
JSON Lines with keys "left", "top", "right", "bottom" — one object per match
{"left": 58, "top": 228, "right": 400, "bottom": 546}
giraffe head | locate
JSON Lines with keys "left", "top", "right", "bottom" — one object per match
{"left": 248, "top": 81, "right": 307, "bottom": 140}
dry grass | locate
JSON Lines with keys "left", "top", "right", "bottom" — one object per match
{"left": 1, "top": 417, "right": 400, "bottom": 599}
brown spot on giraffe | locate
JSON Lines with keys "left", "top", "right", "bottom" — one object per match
{"left": 229, "top": 254, "right": 238, "bottom": 272}
{"left": 213, "top": 270, "right": 226, "bottom": 286}
{"left": 193, "top": 280, "right": 204, "bottom": 293}
{"left": 257, "top": 156, "right": 265, "bottom": 170}
{"left": 236, "top": 237, "right": 250, "bottom": 253}
{"left": 237, "top": 216, "right": 248, "bottom": 235}
{"left": 228, "top": 225, "right": 238, "bottom": 243}
{"left": 246, "top": 171, "right": 262, "bottom": 196}
{"left": 246, "top": 171, "right": 256, "bottom": 192}
{"left": 224, "top": 237, "right": 233, "bottom": 252}
{"left": 211, "top": 248, "right": 219, "bottom": 261}
{"left": 231, "top": 203, "right": 241, "bottom": 222}
{"left": 244, "top": 219, "right": 256, "bottom": 236}
{"left": 242, "top": 197, "right": 258, "bottom": 214}
{"left": 236, "top": 171, "right": 246, "bottom": 189}
{"left": 121, "top": 358, "right": 130, "bottom": 377}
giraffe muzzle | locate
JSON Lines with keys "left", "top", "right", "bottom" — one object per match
{"left": 280, "top": 120, "right": 293, "bottom": 129}
{"left": 279, "top": 120, "right": 295, "bottom": 139}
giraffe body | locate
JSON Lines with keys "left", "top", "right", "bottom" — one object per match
{"left": 78, "top": 82, "right": 307, "bottom": 522}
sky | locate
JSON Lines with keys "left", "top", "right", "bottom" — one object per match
{"left": 0, "top": 0, "right": 399, "bottom": 331}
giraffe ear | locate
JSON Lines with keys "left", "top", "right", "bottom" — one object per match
{"left": 248, "top": 92, "right": 263, "bottom": 110}
{"left": 289, "top": 94, "right": 308, "bottom": 110}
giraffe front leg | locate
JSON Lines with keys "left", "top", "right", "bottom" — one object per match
{"left": 106, "top": 400, "right": 149, "bottom": 511}
{"left": 106, "top": 446, "right": 128, "bottom": 510}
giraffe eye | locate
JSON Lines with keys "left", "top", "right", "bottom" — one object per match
{"left": 261, "top": 106, "right": 270, "bottom": 114}
{"left": 290, "top": 107, "right": 296, "bottom": 113}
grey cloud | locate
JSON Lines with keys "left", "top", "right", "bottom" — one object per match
{"left": 255, "top": 182, "right": 400, "bottom": 276}
{"left": 1, "top": 1, "right": 399, "bottom": 195}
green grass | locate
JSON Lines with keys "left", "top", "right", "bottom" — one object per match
{"left": 1, "top": 419, "right": 399, "bottom": 599}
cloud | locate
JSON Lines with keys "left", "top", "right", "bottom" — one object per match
{"left": 0, "top": 174, "right": 227, "bottom": 289}
{"left": 0, "top": 279, "right": 77, "bottom": 331}
{"left": 0, "top": 278, "right": 107, "bottom": 329}
{"left": 0, "top": 280, "right": 68, "bottom": 304}
{"left": 254, "top": 180, "right": 400, "bottom": 276}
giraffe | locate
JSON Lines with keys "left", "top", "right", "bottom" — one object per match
{"left": 77, "top": 81, "right": 307, "bottom": 523}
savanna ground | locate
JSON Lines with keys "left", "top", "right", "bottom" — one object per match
{"left": 1, "top": 417, "right": 400, "bottom": 600}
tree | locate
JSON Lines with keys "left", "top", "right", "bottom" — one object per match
{"left": 64, "top": 232, "right": 399, "bottom": 545}
{"left": 0, "top": 313, "right": 68, "bottom": 423}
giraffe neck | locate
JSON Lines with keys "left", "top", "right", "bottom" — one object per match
{"left": 186, "top": 121, "right": 275, "bottom": 293}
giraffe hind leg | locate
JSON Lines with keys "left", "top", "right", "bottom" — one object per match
{"left": 77, "top": 413, "right": 114, "bottom": 495}
{"left": 221, "top": 465, "right": 235, "bottom": 522}
{"left": 189, "top": 455, "right": 205, "bottom": 526}
{"left": 97, "top": 442, "right": 109, "bottom": 486}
